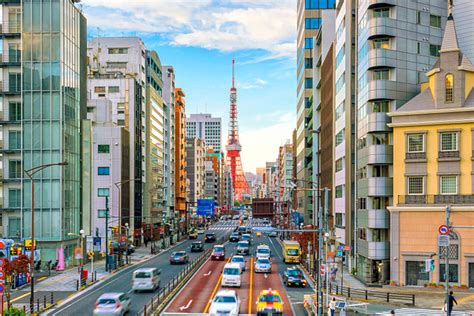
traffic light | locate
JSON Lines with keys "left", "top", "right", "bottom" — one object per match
{"left": 430, "top": 258, "right": 435, "bottom": 272}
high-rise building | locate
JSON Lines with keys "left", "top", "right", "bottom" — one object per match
{"left": 296, "top": 0, "right": 336, "bottom": 223}
{"left": 278, "top": 142, "right": 294, "bottom": 203}
{"left": 0, "top": 0, "right": 87, "bottom": 262}
{"left": 162, "top": 66, "right": 176, "bottom": 235}
{"left": 204, "top": 160, "right": 218, "bottom": 203}
{"left": 224, "top": 166, "right": 234, "bottom": 207}
{"left": 175, "top": 88, "right": 187, "bottom": 230}
{"left": 264, "top": 162, "right": 277, "bottom": 198}
{"left": 452, "top": 0, "right": 474, "bottom": 62}
{"left": 355, "top": 0, "right": 447, "bottom": 284}
{"left": 185, "top": 138, "right": 206, "bottom": 204}
{"left": 88, "top": 37, "right": 147, "bottom": 232}
{"left": 186, "top": 113, "right": 222, "bottom": 151}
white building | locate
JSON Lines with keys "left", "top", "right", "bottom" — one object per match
{"left": 186, "top": 113, "right": 222, "bottom": 151}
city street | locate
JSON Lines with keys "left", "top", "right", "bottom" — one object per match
{"left": 45, "top": 223, "right": 234, "bottom": 315}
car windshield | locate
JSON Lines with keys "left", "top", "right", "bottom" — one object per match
{"left": 258, "top": 248, "right": 270, "bottom": 254}
{"left": 232, "top": 257, "right": 244, "bottom": 262}
{"left": 238, "top": 242, "right": 248, "bottom": 247}
{"left": 287, "top": 249, "right": 299, "bottom": 256}
{"left": 287, "top": 269, "right": 301, "bottom": 277}
{"left": 241, "top": 236, "right": 250, "bottom": 240}
{"left": 206, "top": 234, "right": 214, "bottom": 237}
{"left": 134, "top": 272, "right": 151, "bottom": 278}
{"left": 214, "top": 296, "right": 237, "bottom": 303}
{"left": 174, "top": 252, "right": 186, "bottom": 257}
{"left": 259, "top": 295, "right": 281, "bottom": 303}
{"left": 257, "top": 259, "right": 270, "bottom": 264}
{"left": 98, "top": 298, "right": 117, "bottom": 305}
{"left": 223, "top": 268, "right": 240, "bottom": 275}
{"left": 192, "top": 243, "right": 201, "bottom": 246}
{"left": 214, "top": 247, "right": 224, "bottom": 252}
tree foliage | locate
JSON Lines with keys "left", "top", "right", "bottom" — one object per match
{"left": 4, "top": 255, "right": 30, "bottom": 277}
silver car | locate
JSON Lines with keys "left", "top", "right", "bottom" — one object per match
{"left": 236, "top": 241, "right": 250, "bottom": 255}
{"left": 93, "top": 293, "right": 130, "bottom": 316}
{"left": 254, "top": 258, "right": 271, "bottom": 273}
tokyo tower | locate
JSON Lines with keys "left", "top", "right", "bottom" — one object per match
{"left": 226, "top": 59, "right": 250, "bottom": 201}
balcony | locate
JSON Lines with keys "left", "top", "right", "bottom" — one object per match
{"left": 368, "top": 17, "right": 397, "bottom": 40}
{"left": 368, "top": 48, "right": 397, "bottom": 70}
{"left": 358, "top": 209, "right": 389, "bottom": 229}
{"left": 368, "top": 79, "right": 397, "bottom": 101}
{"left": 358, "top": 177, "right": 393, "bottom": 197}
{"left": 405, "top": 152, "right": 426, "bottom": 161}
{"left": 0, "top": 53, "right": 21, "bottom": 67}
{"left": 357, "top": 239, "right": 389, "bottom": 260}
{"left": 438, "top": 151, "right": 460, "bottom": 160}
{"left": 0, "top": 82, "right": 20, "bottom": 95}
{"left": 368, "top": 0, "right": 396, "bottom": 8}
{"left": 0, "top": 22, "right": 21, "bottom": 36}
{"left": 398, "top": 194, "right": 474, "bottom": 206}
{"left": 367, "top": 112, "right": 390, "bottom": 133}
{"left": 358, "top": 144, "right": 393, "bottom": 167}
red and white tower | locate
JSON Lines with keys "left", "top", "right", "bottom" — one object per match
{"left": 226, "top": 59, "right": 250, "bottom": 201}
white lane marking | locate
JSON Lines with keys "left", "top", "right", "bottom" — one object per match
{"left": 264, "top": 273, "right": 268, "bottom": 279}
{"left": 204, "top": 270, "right": 212, "bottom": 276}
{"left": 179, "top": 299, "right": 193, "bottom": 311}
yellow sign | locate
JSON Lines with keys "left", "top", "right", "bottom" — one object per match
{"left": 25, "top": 240, "right": 36, "bottom": 250}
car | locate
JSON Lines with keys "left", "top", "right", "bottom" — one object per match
{"left": 232, "top": 215, "right": 240, "bottom": 220}
{"left": 229, "top": 233, "right": 240, "bottom": 242}
{"left": 282, "top": 266, "right": 307, "bottom": 287}
{"left": 268, "top": 231, "right": 278, "bottom": 238}
{"left": 255, "top": 245, "right": 271, "bottom": 260}
{"left": 256, "top": 231, "right": 262, "bottom": 237}
{"left": 191, "top": 241, "right": 204, "bottom": 252}
{"left": 205, "top": 233, "right": 216, "bottom": 243}
{"left": 209, "top": 290, "right": 240, "bottom": 316}
{"left": 132, "top": 268, "right": 160, "bottom": 292}
{"left": 222, "top": 263, "right": 242, "bottom": 287}
{"left": 241, "top": 234, "right": 252, "bottom": 245}
{"left": 256, "top": 289, "right": 283, "bottom": 315}
{"left": 254, "top": 258, "right": 272, "bottom": 273}
{"left": 236, "top": 241, "right": 250, "bottom": 255}
{"left": 211, "top": 245, "right": 226, "bottom": 261}
{"left": 169, "top": 251, "right": 189, "bottom": 264}
{"left": 188, "top": 229, "right": 198, "bottom": 239}
{"left": 197, "top": 227, "right": 205, "bottom": 234}
{"left": 93, "top": 292, "right": 131, "bottom": 316}
{"left": 237, "top": 226, "right": 247, "bottom": 235}
{"left": 230, "top": 255, "right": 246, "bottom": 272}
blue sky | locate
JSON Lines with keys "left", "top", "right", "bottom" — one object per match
{"left": 82, "top": 0, "right": 296, "bottom": 172}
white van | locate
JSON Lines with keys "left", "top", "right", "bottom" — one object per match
{"left": 221, "top": 263, "right": 242, "bottom": 287}
{"left": 132, "top": 268, "right": 160, "bottom": 292}
{"left": 256, "top": 245, "right": 271, "bottom": 260}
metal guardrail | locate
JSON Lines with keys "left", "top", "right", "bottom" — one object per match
{"left": 329, "top": 282, "right": 416, "bottom": 306}
{"left": 140, "top": 234, "right": 230, "bottom": 316}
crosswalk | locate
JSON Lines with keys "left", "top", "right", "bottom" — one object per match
{"left": 208, "top": 221, "right": 238, "bottom": 231}
{"left": 377, "top": 308, "right": 472, "bottom": 315}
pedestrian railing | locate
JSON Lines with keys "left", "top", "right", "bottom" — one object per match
{"left": 140, "top": 234, "right": 230, "bottom": 316}
{"left": 8, "top": 292, "right": 55, "bottom": 315}
{"left": 329, "top": 282, "right": 416, "bottom": 306}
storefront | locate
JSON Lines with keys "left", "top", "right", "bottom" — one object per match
{"left": 405, "top": 261, "right": 429, "bottom": 286}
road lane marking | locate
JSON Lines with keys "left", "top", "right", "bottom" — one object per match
{"left": 179, "top": 299, "right": 193, "bottom": 311}
{"left": 264, "top": 273, "right": 268, "bottom": 279}
{"left": 204, "top": 271, "right": 212, "bottom": 276}
{"left": 10, "top": 292, "right": 31, "bottom": 303}
{"left": 204, "top": 257, "right": 231, "bottom": 313}
{"left": 248, "top": 257, "right": 253, "bottom": 314}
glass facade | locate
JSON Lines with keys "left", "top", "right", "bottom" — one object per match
{"left": 21, "top": 0, "right": 85, "bottom": 246}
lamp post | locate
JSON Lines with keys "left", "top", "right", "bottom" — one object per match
{"left": 24, "top": 161, "right": 67, "bottom": 311}
{"left": 114, "top": 178, "right": 140, "bottom": 240}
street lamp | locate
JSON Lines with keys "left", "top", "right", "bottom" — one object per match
{"left": 24, "top": 161, "right": 67, "bottom": 311}
{"left": 114, "top": 178, "right": 140, "bottom": 239}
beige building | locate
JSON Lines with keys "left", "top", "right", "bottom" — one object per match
{"left": 186, "top": 138, "right": 206, "bottom": 204}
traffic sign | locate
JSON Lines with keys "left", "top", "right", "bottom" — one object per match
{"left": 338, "top": 245, "right": 344, "bottom": 251}
{"left": 438, "top": 235, "right": 449, "bottom": 247}
{"left": 438, "top": 225, "right": 450, "bottom": 235}
{"left": 0, "top": 284, "right": 5, "bottom": 293}
{"left": 336, "top": 251, "right": 344, "bottom": 257}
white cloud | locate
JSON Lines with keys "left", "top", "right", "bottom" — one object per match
{"left": 82, "top": 0, "right": 296, "bottom": 61}
{"left": 238, "top": 77, "right": 268, "bottom": 89}
{"left": 239, "top": 111, "right": 295, "bottom": 172}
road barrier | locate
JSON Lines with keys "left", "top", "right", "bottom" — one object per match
{"left": 329, "top": 282, "right": 416, "bottom": 306}
{"left": 140, "top": 234, "right": 230, "bottom": 316}
{"left": 9, "top": 293, "right": 55, "bottom": 315}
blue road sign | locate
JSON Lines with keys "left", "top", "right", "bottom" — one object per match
{"left": 197, "top": 199, "right": 215, "bottom": 216}
{"left": 93, "top": 237, "right": 101, "bottom": 252}
{"left": 0, "top": 284, "right": 4, "bottom": 292}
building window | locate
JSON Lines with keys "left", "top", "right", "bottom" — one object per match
{"left": 9, "top": 102, "right": 21, "bottom": 121}
{"left": 373, "top": 7, "right": 390, "bottom": 18}
{"left": 336, "top": 45, "right": 345, "bottom": 68}
{"left": 373, "top": 69, "right": 389, "bottom": 81}
{"left": 108, "top": 47, "right": 128, "bottom": 54}
{"left": 335, "top": 73, "right": 345, "bottom": 94}
{"left": 305, "top": 38, "right": 314, "bottom": 49}
{"left": 335, "top": 213, "right": 343, "bottom": 227}
{"left": 8, "top": 160, "right": 21, "bottom": 179}
{"left": 304, "top": 78, "right": 313, "bottom": 89}
{"left": 358, "top": 198, "right": 366, "bottom": 210}
{"left": 373, "top": 38, "right": 390, "bottom": 49}
{"left": 430, "top": 44, "right": 441, "bottom": 57}
{"left": 440, "top": 132, "right": 458, "bottom": 151}
{"left": 335, "top": 158, "right": 344, "bottom": 172}
{"left": 304, "top": 97, "right": 312, "bottom": 108}
{"left": 440, "top": 175, "right": 457, "bottom": 195}
{"left": 371, "top": 100, "right": 389, "bottom": 113}
{"left": 117, "top": 119, "right": 125, "bottom": 126}
{"left": 98, "top": 188, "right": 110, "bottom": 197}
{"left": 430, "top": 14, "right": 441, "bottom": 28}
{"left": 336, "top": 17, "right": 345, "bottom": 41}
{"left": 408, "top": 177, "right": 424, "bottom": 195}
{"left": 305, "top": 18, "right": 321, "bottom": 29}
{"left": 98, "top": 144, "right": 110, "bottom": 153}
{"left": 335, "top": 102, "right": 344, "bottom": 120}
{"left": 98, "top": 167, "right": 110, "bottom": 176}
{"left": 305, "top": 58, "right": 313, "bottom": 69}
{"left": 106, "top": 62, "right": 127, "bottom": 69}
{"left": 439, "top": 263, "right": 459, "bottom": 283}
{"left": 407, "top": 133, "right": 424, "bottom": 153}
{"left": 416, "top": 11, "right": 422, "bottom": 25}
{"left": 335, "top": 129, "right": 345, "bottom": 146}
{"left": 94, "top": 86, "right": 106, "bottom": 93}
{"left": 8, "top": 189, "right": 21, "bottom": 208}
{"left": 445, "top": 74, "right": 454, "bottom": 103}
{"left": 335, "top": 185, "right": 344, "bottom": 198}
{"left": 305, "top": 0, "right": 336, "bottom": 9}
{"left": 108, "top": 86, "right": 120, "bottom": 93}
{"left": 9, "top": 131, "right": 21, "bottom": 150}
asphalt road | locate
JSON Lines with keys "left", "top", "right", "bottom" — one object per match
{"left": 46, "top": 223, "right": 234, "bottom": 316}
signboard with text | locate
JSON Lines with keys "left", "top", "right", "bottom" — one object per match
{"left": 197, "top": 199, "right": 215, "bottom": 216}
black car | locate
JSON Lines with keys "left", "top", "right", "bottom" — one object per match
{"left": 191, "top": 241, "right": 204, "bottom": 252}
{"left": 204, "top": 233, "right": 216, "bottom": 243}
{"left": 283, "top": 267, "right": 307, "bottom": 287}
{"left": 229, "top": 233, "right": 240, "bottom": 242}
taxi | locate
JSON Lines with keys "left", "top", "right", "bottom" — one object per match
{"left": 188, "top": 229, "right": 198, "bottom": 239}
{"left": 256, "top": 231, "right": 262, "bottom": 237}
{"left": 256, "top": 288, "right": 283, "bottom": 315}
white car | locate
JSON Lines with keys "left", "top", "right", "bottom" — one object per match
{"left": 221, "top": 263, "right": 242, "bottom": 287}
{"left": 209, "top": 290, "right": 240, "bottom": 316}
{"left": 132, "top": 268, "right": 160, "bottom": 292}
{"left": 254, "top": 258, "right": 272, "bottom": 273}
{"left": 256, "top": 245, "right": 271, "bottom": 260}
{"left": 231, "top": 255, "right": 246, "bottom": 272}
{"left": 93, "top": 293, "right": 130, "bottom": 316}
{"left": 197, "top": 228, "right": 205, "bottom": 234}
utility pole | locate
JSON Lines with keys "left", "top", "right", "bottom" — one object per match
{"left": 445, "top": 205, "right": 451, "bottom": 312}
{"left": 105, "top": 196, "right": 109, "bottom": 272}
